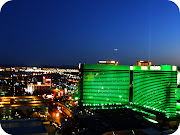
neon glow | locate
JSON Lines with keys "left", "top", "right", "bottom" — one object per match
{"left": 80, "top": 64, "right": 130, "bottom": 106}
{"left": 133, "top": 65, "right": 177, "bottom": 118}
{"left": 79, "top": 64, "right": 177, "bottom": 119}
{"left": 143, "top": 116, "right": 158, "bottom": 123}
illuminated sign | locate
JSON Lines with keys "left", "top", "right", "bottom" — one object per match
{"left": 141, "top": 66, "right": 148, "bottom": 70}
{"left": 98, "top": 61, "right": 106, "bottom": 63}
{"left": 172, "top": 66, "right": 177, "bottom": 71}
{"left": 150, "top": 66, "right": 161, "bottom": 70}
{"left": 130, "top": 66, "right": 134, "bottom": 70}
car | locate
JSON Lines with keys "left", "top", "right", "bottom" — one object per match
{"left": 39, "top": 112, "right": 46, "bottom": 117}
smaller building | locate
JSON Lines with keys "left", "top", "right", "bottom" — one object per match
{"left": 43, "top": 76, "right": 52, "bottom": 87}
{"left": 137, "top": 60, "right": 152, "bottom": 66}
{"left": 26, "top": 83, "right": 51, "bottom": 94}
{"left": 98, "top": 60, "right": 118, "bottom": 65}
{"left": 0, "top": 118, "right": 48, "bottom": 135}
{"left": 0, "top": 84, "right": 10, "bottom": 94}
{"left": 0, "top": 96, "right": 48, "bottom": 120}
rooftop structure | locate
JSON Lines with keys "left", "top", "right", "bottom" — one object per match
{"left": 0, "top": 118, "right": 48, "bottom": 135}
{"left": 137, "top": 60, "right": 152, "bottom": 66}
{"left": 98, "top": 60, "right": 118, "bottom": 65}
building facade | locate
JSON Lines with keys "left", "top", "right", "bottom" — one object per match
{"left": 132, "top": 65, "right": 177, "bottom": 119}
{"left": 79, "top": 64, "right": 130, "bottom": 107}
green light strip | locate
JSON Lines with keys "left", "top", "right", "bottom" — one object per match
{"left": 143, "top": 116, "right": 158, "bottom": 123}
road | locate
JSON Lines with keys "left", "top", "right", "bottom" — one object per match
{"left": 48, "top": 108, "right": 67, "bottom": 125}
{"left": 45, "top": 99, "right": 69, "bottom": 126}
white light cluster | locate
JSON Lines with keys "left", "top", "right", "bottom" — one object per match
{"left": 141, "top": 66, "right": 148, "bottom": 70}
{"left": 130, "top": 66, "right": 134, "bottom": 70}
{"left": 172, "top": 66, "right": 177, "bottom": 71}
{"left": 150, "top": 66, "right": 161, "bottom": 70}
{"left": 99, "top": 61, "right": 106, "bottom": 63}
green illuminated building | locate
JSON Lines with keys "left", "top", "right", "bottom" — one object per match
{"left": 79, "top": 64, "right": 177, "bottom": 119}
{"left": 132, "top": 65, "right": 177, "bottom": 119}
{"left": 79, "top": 64, "right": 130, "bottom": 107}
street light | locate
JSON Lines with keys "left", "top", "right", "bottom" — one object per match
{"left": 56, "top": 113, "right": 59, "bottom": 117}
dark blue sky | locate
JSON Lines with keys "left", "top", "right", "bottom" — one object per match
{"left": 0, "top": 0, "right": 180, "bottom": 66}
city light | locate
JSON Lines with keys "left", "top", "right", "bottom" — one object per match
{"left": 56, "top": 113, "right": 59, "bottom": 117}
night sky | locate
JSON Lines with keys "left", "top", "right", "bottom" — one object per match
{"left": 0, "top": 0, "right": 180, "bottom": 66}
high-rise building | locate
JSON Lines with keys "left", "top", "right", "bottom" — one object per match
{"left": 79, "top": 63, "right": 177, "bottom": 120}
{"left": 79, "top": 64, "right": 130, "bottom": 107}
{"left": 132, "top": 65, "right": 177, "bottom": 119}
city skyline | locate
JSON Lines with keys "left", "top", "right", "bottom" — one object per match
{"left": 0, "top": 0, "right": 180, "bottom": 66}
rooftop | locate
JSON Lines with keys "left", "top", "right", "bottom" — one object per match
{"left": 0, "top": 118, "right": 48, "bottom": 135}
